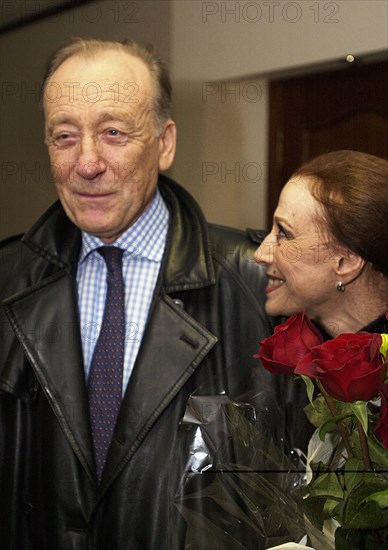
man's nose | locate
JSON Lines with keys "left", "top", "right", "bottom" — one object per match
{"left": 76, "top": 137, "right": 106, "bottom": 179}
{"left": 254, "top": 234, "right": 276, "bottom": 265}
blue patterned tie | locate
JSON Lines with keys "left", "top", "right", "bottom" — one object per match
{"left": 88, "top": 246, "right": 125, "bottom": 480}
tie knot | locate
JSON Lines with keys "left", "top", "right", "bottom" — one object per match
{"left": 97, "top": 246, "right": 124, "bottom": 273}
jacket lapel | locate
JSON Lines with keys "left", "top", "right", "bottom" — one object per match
{"left": 2, "top": 270, "right": 96, "bottom": 480}
{"left": 99, "top": 294, "right": 217, "bottom": 493}
{"left": 6, "top": 179, "right": 219, "bottom": 487}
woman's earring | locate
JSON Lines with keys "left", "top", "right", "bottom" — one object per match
{"left": 336, "top": 281, "right": 346, "bottom": 292}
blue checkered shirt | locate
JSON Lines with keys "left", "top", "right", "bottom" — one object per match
{"left": 76, "top": 188, "right": 169, "bottom": 394}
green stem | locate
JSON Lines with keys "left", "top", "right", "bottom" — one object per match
{"left": 316, "top": 380, "right": 354, "bottom": 459}
{"left": 357, "top": 419, "right": 372, "bottom": 471}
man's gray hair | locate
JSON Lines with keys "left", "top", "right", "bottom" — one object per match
{"left": 42, "top": 37, "right": 172, "bottom": 131}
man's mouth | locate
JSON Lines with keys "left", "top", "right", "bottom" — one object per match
{"left": 77, "top": 192, "right": 114, "bottom": 198}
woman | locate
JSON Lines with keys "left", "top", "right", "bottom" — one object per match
{"left": 255, "top": 150, "right": 388, "bottom": 549}
{"left": 173, "top": 151, "right": 388, "bottom": 550}
{"left": 255, "top": 149, "right": 388, "bottom": 335}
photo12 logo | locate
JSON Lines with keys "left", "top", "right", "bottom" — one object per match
{"left": 202, "top": 1, "right": 340, "bottom": 24}
{"left": 1, "top": 1, "right": 140, "bottom": 26}
{"left": 202, "top": 81, "right": 264, "bottom": 103}
{"left": 44, "top": 81, "right": 140, "bottom": 104}
{"left": 202, "top": 162, "right": 267, "bottom": 184}
{"left": 1, "top": 81, "right": 140, "bottom": 105}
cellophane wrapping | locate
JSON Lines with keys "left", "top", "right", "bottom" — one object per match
{"left": 169, "top": 388, "right": 328, "bottom": 549}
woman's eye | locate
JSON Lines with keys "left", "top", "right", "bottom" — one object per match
{"left": 276, "top": 223, "right": 290, "bottom": 242}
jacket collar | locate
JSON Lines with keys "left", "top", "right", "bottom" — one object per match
{"left": 21, "top": 175, "right": 215, "bottom": 292}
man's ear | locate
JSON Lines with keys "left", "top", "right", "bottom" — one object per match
{"left": 335, "top": 248, "right": 366, "bottom": 284}
{"left": 158, "top": 120, "right": 176, "bottom": 172}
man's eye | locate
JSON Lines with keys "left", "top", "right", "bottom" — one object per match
{"left": 104, "top": 129, "right": 128, "bottom": 143}
{"left": 52, "top": 133, "right": 77, "bottom": 147}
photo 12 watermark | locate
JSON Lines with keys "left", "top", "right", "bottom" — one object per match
{"left": 202, "top": 161, "right": 268, "bottom": 184}
{"left": 202, "top": 1, "right": 340, "bottom": 24}
{"left": 1, "top": 1, "right": 140, "bottom": 27}
{"left": 202, "top": 81, "right": 265, "bottom": 103}
{"left": 255, "top": 240, "right": 342, "bottom": 264}
{"left": 1, "top": 161, "right": 141, "bottom": 186}
{"left": 1, "top": 80, "right": 141, "bottom": 105}
{"left": 0, "top": 320, "right": 140, "bottom": 346}
{"left": 2, "top": 162, "right": 52, "bottom": 185}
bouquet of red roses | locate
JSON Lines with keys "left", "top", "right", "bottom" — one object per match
{"left": 256, "top": 312, "right": 388, "bottom": 550}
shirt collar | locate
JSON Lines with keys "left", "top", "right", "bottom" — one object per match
{"left": 78, "top": 188, "right": 169, "bottom": 265}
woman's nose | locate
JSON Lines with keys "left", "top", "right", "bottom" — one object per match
{"left": 254, "top": 233, "right": 276, "bottom": 266}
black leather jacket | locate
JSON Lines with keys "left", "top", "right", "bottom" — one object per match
{"left": 0, "top": 176, "right": 306, "bottom": 549}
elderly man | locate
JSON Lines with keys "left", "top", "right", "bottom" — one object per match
{"left": 0, "top": 39, "right": 302, "bottom": 549}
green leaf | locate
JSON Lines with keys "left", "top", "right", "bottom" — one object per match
{"left": 331, "top": 499, "right": 345, "bottom": 522}
{"left": 309, "top": 471, "right": 344, "bottom": 500}
{"left": 304, "top": 396, "right": 352, "bottom": 430}
{"left": 380, "top": 333, "right": 388, "bottom": 360}
{"left": 319, "top": 413, "right": 353, "bottom": 440}
{"left": 353, "top": 432, "right": 388, "bottom": 467}
{"left": 301, "top": 375, "right": 316, "bottom": 405}
{"left": 368, "top": 437, "right": 388, "bottom": 467}
{"left": 364, "top": 489, "right": 388, "bottom": 508}
{"left": 323, "top": 497, "right": 339, "bottom": 516}
{"left": 335, "top": 527, "right": 388, "bottom": 550}
{"left": 350, "top": 401, "right": 369, "bottom": 434}
{"left": 344, "top": 457, "right": 364, "bottom": 491}
{"left": 303, "top": 496, "right": 325, "bottom": 531}
{"left": 304, "top": 395, "right": 331, "bottom": 427}
{"left": 342, "top": 478, "right": 388, "bottom": 529}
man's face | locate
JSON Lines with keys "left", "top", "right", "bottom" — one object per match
{"left": 43, "top": 50, "right": 176, "bottom": 243}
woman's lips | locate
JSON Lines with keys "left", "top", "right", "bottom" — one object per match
{"left": 266, "top": 276, "right": 285, "bottom": 294}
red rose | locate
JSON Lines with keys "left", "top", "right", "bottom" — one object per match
{"left": 295, "top": 333, "right": 387, "bottom": 402}
{"left": 374, "top": 384, "right": 388, "bottom": 449}
{"left": 254, "top": 312, "right": 323, "bottom": 375}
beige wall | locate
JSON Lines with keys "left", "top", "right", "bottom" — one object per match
{"left": 169, "top": 0, "right": 388, "bottom": 229}
{"left": 171, "top": 0, "right": 387, "bottom": 80}
{"left": 1, "top": 0, "right": 387, "bottom": 238}
{"left": 170, "top": 75, "right": 269, "bottom": 229}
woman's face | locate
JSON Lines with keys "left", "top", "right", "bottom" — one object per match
{"left": 255, "top": 176, "right": 342, "bottom": 322}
